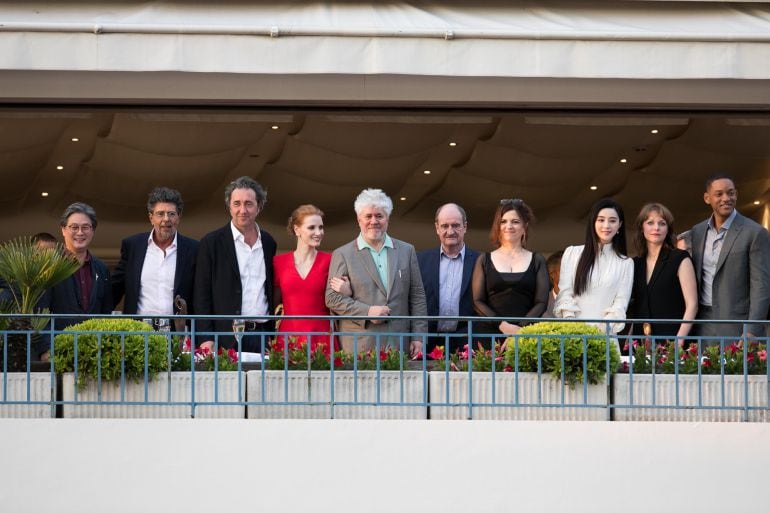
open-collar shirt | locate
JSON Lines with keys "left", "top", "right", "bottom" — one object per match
{"left": 137, "top": 230, "right": 178, "bottom": 316}
{"left": 357, "top": 233, "right": 394, "bottom": 293}
{"left": 701, "top": 208, "right": 737, "bottom": 306}
{"left": 231, "top": 222, "right": 269, "bottom": 318}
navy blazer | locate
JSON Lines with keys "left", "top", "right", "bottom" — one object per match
{"left": 193, "top": 223, "right": 276, "bottom": 348}
{"left": 417, "top": 245, "right": 479, "bottom": 333}
{"left": 38, "top": 253, "right": 113, "bottom": 355}
{"left": 111, "top": 231, "right": 199, "bottom": 315}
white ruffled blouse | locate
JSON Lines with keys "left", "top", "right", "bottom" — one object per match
{"left": 553, "top": 244, "right": 633, "bottom": 334}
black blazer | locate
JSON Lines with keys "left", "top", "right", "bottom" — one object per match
{"left": 193, "top": 223, "right": 276, "bottom": 346}
{"left": 111, "top": 231, "right": 199, "bottom": 315}
{"left": 417, "top": 245, "right": 479, "bottom": 333}
{"left": 38, "top": 253, "right": 113, "bottom": 355}
{"left": 630, "top": 247, "right": 690, "bottom": 338}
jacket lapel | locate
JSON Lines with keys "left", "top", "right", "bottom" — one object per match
{"left": 356, "top": 245, "right": 387, "bottom": 297}
{"left": 460, "top": 248, "right": 475, "bottom": 296}
{"left": 386, "top": 244, "right": 398, "bottom": 300}
{"left": 172, "top": 236, "right": 186, "bottom": 294}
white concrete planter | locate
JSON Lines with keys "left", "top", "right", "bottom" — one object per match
{"left": 613, "top": 374, "right": 769, "bottom": 422}
{"left": 246, "top": 370, "right": 427, "bottom": 419}
{"left": 0, "top": 372, "right": 52, "bottom": 418}
{"left": 429, "top": 371, "right": 609, "bottom": 420}
{"left": 61, "top": 371, "right": 245, "bottom": 418}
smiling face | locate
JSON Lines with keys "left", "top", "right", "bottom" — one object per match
{"left": 704, "top": 178, "right": 737, "bottom": 222}
{"left": 149, "top": 201, "right": 180, "bottom": 245}
{"left": 294, "top": 214, "right": 324, "bottom": 249}
{"left": 435, "top": 204, "right": 466, "bottom": 254}
{"left": 594, "top": 207, "right": 621, "bottom": 245}
{"left": 357, "top": 205, "right": 389, "bottom": 247}
{"left": 61, "top": 212, "right": 94, "bottom": 254}
{"left": 229, "top": 187, "right": 260, "bottom": 233}
{"left": 642, "top": 210, "right": 669, "bottom": 246}
{"left": 500, "top": 209, "right": 526, "bottom": 246}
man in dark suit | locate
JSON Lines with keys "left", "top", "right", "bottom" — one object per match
{"left": 691, "top": 173, "right": 770, "bottom": 341}
{"left": 194, "top": 176, "right": 276, "bottom": 353}
{"left": 112, "top": 187, "right": 198, "bottom": 330}
{"left": 39, "top": 203, "right": 113, "bottom": 359}
{"left": 417, "top": 203, "right": 478, "bottom": 353}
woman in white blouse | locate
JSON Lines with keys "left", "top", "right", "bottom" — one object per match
{"left": 554, "top": 198, "right": 633, "bottom": 335}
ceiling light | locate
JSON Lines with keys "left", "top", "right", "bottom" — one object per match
{"left": 71, "top": 137, "right": 79, "bottom": 142}
{"left": 41, "top": 192, "right": 49, "bottom": 197}
{"left": 56, "top": 165, "right": 64, "bottom": 170}
{"left": 754, "top": 201, "right": 761, "bottom": 205}
{"left": 449, "top": 142, "right": 457, "bottom": 147}
{"left": 619, "top": 158, "right": 627, "bottom": 164}
{"left": 423, "top": 170, "right": 431, "bottom": 175}
{"left": 400, "top": 197, "right": 407, "bottom": 201}
{"left": 650, "top": 129, "right": 659, "bottom": 134}
{"left": 271, "top": 125, "right": 279, "bottom": 130}
{"left": 590, "top": 186, "right": 598, "bottom": 191}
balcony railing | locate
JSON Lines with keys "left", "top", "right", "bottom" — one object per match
{"left": 1, "top": 314, "right": 767, "bottom": 421}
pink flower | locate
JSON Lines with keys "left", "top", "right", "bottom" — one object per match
{"left": 428, "top": 346, "right": 445, "bottom": 360}
{"left": 623, "top": 341, "right": 629, "bottom": 352}
{"left": 758, "top": 350, "right": 767, "bottom": 362}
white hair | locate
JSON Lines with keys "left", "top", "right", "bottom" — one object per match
{"left": 354, "top": 188, "right": 393, "bottom": 216}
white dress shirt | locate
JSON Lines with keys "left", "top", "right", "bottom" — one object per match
{"left": 137, "top": 231, "right": 177, "bottom": 316}
{"left": 553, "top": 244, "right": 634, "bottom": 334}
{"left": 231, "top": 222, "right": 269, "bottom": 318}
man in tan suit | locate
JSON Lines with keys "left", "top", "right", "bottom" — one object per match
{"left": 325, "top": 188, "right": 427, "bottom": 356}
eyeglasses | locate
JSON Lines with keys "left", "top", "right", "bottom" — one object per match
{"left": 437, "top": 223, "right": 465, "bottom": 232}
{"left": 65, "top": 224, "right": 93, "bottom": 234}
{"left": 151, "top": 211, "right": 179, "bottom": 220}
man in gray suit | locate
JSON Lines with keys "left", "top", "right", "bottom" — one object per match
{"left": 691, "top": 173, "right": 770, "bottom": 340}
{"left": 325, "top": 188, "right": 427, "bottom": 356}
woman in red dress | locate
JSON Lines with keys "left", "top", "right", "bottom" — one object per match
{"left": 273, "top": 205, "right": 348, "bottom": 351}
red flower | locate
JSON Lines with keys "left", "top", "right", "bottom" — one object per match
{"left": 379, "top": 350, "right": 388, "bottom": 361}
{"left": 687, "top": 344, "right": 698, "bottom": 355}
{"left": 413, "top": 351, "right": 423, "bottom": 360}
{"left": 504, "top": 365, "right": 513, "bottom": 372}
{"left": 428, "top": 346, "right": 445, "bottom": 360}
{"left": 622, "top": 361, "right": 629, "bottom": 372}
{"left": 702, "top": 359, "right": 712, "bottom": 368}
{"left": 333, "top": 356, "right": 344, "bottom": 368}
{"left": 227, "top": 348, "right": 238, "bottom": 362}
{"left": 623, "top": 341, "right": 629, "bottom": 352}
{"left": 726, "top": 343, "right": 741, "bottom": 355}
{"left": 747, "top": 353, "right": 755, "bottom": 363}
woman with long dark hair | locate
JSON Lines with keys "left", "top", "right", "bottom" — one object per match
{"left": 553, "top": 198, "right": 633, "bottom": 334}
{"left": 471, "top": 199, "right": 549, "bottom": 347}
{"left": 630, "top": 203, "right": 697, "bottom": 342}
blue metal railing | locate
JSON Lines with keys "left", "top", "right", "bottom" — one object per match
{"left": 0, "top": 314, "right": 767, "bottom": 421}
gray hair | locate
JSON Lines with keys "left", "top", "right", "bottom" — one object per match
{"left": 434, "top": 203, "right": 467, "bottom": 224}
{"left": 60, "top": 202, "right": 98, "bottom": 229}
{"left": 147, "top": 187, "right": 184, "bottom": 215}
{"left": 224, "top": 176, "right": 267, "bottom": 209}
{"left": 354, "top": 188, "right": 393, "bottom": 216}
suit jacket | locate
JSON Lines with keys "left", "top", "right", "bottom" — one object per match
{"left": 691, "top": 211, "right": 770, "bottom": 337}
{"left": 325, "top": 236, "right": 427, "bottom": 353}
{"left": 38, "top": 253, "right": 113, "bottom": 355}
{"left": 111, "top": 231, "right": 199, "bottom": 315}
{"left": 417, "top": 245, "right": 478, "bottom": 334}
{"left": 193, "top": 223, "right": 276, "bottom": 348}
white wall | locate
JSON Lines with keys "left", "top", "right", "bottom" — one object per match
{"left": 1, "top": 419, "right": 767, "bottom": 513}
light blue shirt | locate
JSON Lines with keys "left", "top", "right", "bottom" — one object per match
{"left": 357, "top": 234, "right": 394, "bottom": 293}
{"left": 700, "top": 209, "right": 737, "bottom": 306}
{"left": 438, "top": 245, "right": 465, "bottom": 332}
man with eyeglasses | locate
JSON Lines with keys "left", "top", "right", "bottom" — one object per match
{"left": 38, "top": 202, "right": 113, "bottom": 360}
{"left": 112, "top": 187, "right": 198, "bottom": 330}
{"left": 417, "top": 203, "right": 479, "bottom": 353}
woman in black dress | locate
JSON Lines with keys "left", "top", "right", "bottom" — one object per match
{"left": 471, "top": 199, "right": 549, "bottom": 348}
{"left": 630, "top": 203, "right": 698, "bottom": 344}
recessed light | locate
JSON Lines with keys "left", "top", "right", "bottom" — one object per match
{"left": 754, "top": 200, "right": 761, "bottom": 205}
{"left": 56, "top": 165, "right": 64, "bottom": 170}
{"left": 423, "top": 170, "right": 431, "bottom": 175}
{"left": 650, "top": 129, "right": 659, "bottom": 134}
{"left": 590, "top": 186, "right": 598, "bottom": 191}
{"left": 41, "top": 192, "right": 49, "bottom": 197}
{"left": 271, "top": 125, "right": 279, "bottom": 130}
{"left": 620, "top": 158, "right": 627, "bottom": 164}
{"left": 400, "top": 197, "right": 407, "bottom": 201}
{"left": 449, "top": 142, "right": 457, "bottom": 147}
{"left": 71, "top": 137, "right": 79, "bottom": 142}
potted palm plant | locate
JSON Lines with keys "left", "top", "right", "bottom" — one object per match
{"left": 0, "top": 237, "right": 80, "bottom": 372}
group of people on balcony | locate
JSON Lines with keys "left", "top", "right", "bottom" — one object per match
{"left": 31, "top": 172, "right": 769, "bottom": 360}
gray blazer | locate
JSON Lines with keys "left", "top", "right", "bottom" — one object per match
{"left": 691, "top": 211, "right": 770, "bottom": 337}
{"left": 325, "top": 237, "right": 428, "bottom": 353}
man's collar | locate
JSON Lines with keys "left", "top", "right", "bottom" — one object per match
{"left": 231, "top": 221, "right": 261, "bottom": 242}
{"left": 147, "top": 230, "right": 178, "bottom": 249}
{"left": 440, "top": 244, "right": 465, "bottom": 259}
{"left": 708, "top": 208, "right": 738, "bottom": 231}
{"left": 356, "top": 233, "right": 393, "bottom": 251}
